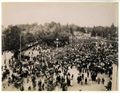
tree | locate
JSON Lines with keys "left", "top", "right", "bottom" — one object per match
{"left": 91, "top": 28, "right": 96, "bottom": 37}
{"left": 2, "top": 26, "right": 21, "bottom": 52}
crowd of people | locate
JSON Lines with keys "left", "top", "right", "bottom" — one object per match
{"left": 2, "top": 38, "right": 117, "bottom": 91}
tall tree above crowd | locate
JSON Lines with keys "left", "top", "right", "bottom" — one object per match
{"left": 2, "top": 26, "right": 21, "bottom": 52}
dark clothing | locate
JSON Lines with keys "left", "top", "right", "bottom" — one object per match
{"left": 85, "top": 78, "right": 87, "bottom": 84}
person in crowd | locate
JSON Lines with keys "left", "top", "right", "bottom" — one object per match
{"left": 97, "top": 77, "right": 101, "bottom": 84}
{"left": 102, "top": 78, "right": 105, "bottom": 84}
{"left": 106, "top": 80, "right": 112, "bottom": 91}
{"left": 85, "top": 77, "right": 87, "bottom": 84}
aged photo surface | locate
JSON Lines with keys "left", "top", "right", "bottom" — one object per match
{"left": 2, "top": 2, "right": 118, "bottom": 91}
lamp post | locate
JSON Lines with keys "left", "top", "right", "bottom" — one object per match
{"left": 53, "top": 38, "right": 59, "bottom": 64}
{"left": 19, "top": 31, "right": 21, "bottom": 62}
{"left": 3, "top": 34, "right": 6, "bottom": 65}
{"left": 54, "top": 38, "right": 59, "bottom": 49}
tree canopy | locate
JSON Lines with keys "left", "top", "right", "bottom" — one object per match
{"left": 2, "top": 22, "right": 117, "bottom": 52}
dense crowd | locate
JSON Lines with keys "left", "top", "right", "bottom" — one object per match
{"left": 2, "top": 38, "right": 117, "bottom": 91}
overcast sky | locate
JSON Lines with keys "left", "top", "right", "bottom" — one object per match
{"left": 2, "top": 2, "right": 118, "bottom": 27}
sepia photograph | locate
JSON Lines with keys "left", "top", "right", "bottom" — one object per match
{"left": 1, "top": 1, "right": 118, "bottom": 91}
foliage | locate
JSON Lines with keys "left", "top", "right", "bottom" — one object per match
{"left": 2, "top": 22, "right": 118, "bottom": 52}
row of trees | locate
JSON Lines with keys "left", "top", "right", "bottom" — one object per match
{"left": 2, "top": 22, "right": 118, "bottom": 52}
{"left": 90, "top": 24, "right": 118, "bottom": 40}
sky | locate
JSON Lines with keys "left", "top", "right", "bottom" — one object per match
{"left": 2, "top": 2, "right": 118, "bottom": 27}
